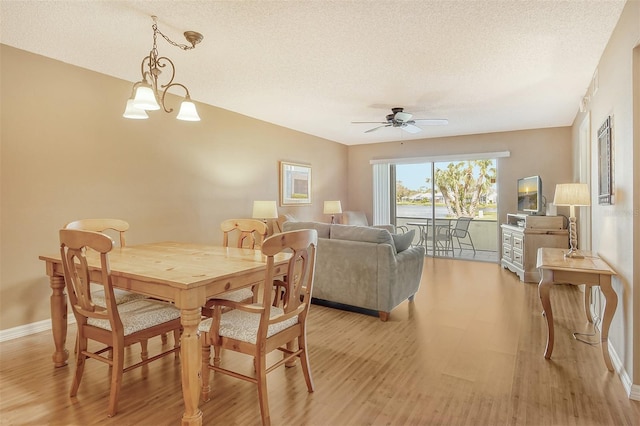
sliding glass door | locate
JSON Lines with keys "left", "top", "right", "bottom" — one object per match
{"left": 394, "top": 159, "right": 498, "bottom": 261}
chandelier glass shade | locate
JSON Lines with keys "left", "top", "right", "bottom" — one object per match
{"left": 123, "top": 99, "right": 149, "bottom": 119}
{"left": 123, "top": 17, "right": 203, "bottom": 121}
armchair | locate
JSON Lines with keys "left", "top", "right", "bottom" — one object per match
{"left": 341, "top": 210, "right": 397, "bottom": 233}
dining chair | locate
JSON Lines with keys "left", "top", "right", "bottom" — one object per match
{"left": 64, "top": 219, "right": 145, "bottom": 306}
{"left": 217, "top": 218, "right": 270, "bottom": 304}
{"left": 59, "top": 228, "right": 182, "bottom": 418}
{"left": 199, "top": 229, "right": 318, "bottom": 426}
{"left": 221, "top": 218, "right": 269, "bottom": 249}
{"left": 65, "top": 219, "right": 169, "bottom": 352}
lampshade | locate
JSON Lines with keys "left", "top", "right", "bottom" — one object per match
{"left": 176, "top": 99, "right": 201, "bottom": 121}
{"left": 553, "top": 183, "right": 591, "bottom": 206}
{"left": 132, "top": 83, "right": 161, "bottom": 111}
{"left": 323, "top": 200, "right": 342, "bottom": 215}
{"left": 553, "top": 183, "right": 590, "bottom": 259}
{"left": 122, "top": 99, "right": 149, "bottom": 119}
{"left": 252, "top": 201, "right": 278, "bottom": 219}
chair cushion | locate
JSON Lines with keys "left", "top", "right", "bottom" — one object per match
{"left": 215, "top": 287, "right": 253, "bottom": 302}
{"left": 90, "top": 284, "right": 146, "bottom": 307}
{"left": 199, "top": 305, "right": 298, "bottom": 344}
{"left": 392, "top": 229, "right": 415, "bottom": 252}
{"left": 87, "top": 299, "right": 181, "bottom": 336}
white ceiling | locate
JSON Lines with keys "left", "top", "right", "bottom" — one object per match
{"left": 0, "top": 1, "right": 627, "bottom": 145}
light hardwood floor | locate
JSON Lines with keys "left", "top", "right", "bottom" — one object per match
{"left": 1, "top": 258, "right": 639, "bottom": 425}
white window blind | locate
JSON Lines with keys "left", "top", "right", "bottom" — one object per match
{"left": 372, "top": 163, "right": 390, "bottom": 226}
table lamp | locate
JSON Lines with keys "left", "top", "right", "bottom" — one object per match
{"left": 323, "top": 200, "right": 342, "bottom": 224}
{"left": 553, "top": 183, "right": 590, "bottom": 258}
{"left": 252, "top": 201, "right": 278, "bottom": 226}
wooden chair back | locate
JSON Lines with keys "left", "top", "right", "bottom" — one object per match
{"left": 65, "top": 218, "right": 129, "bottom": 247}
{"left": 262, "top": 229, "right": 317, "bottom": 316}
{"left": 221, "top": 218, "right": 268, "bottom": 249}
{"left": 60, "top": 228, "right": 117, "bottom": 324}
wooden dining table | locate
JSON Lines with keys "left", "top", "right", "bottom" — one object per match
{"left": 39, "top": 241, "right": 290, "bottom": 425}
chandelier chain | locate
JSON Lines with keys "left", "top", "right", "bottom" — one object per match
{"left": 153, "top": 23, "right": 196, "bottom": 51}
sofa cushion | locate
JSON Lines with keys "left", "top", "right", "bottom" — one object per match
{"left": 276, "top": 213, "right": 297, "bottom": 233}
{"left": 330, "top": 224, "right": 394, "bottom": 247}
{"left": 282, "top": 221, "right": 331, "bottom": 239}
{"left": 392, "top": 229, "right": 415, "bottom": 253}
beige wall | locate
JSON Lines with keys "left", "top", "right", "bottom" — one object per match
{"left": 0, "top": 45, "right": 347, "bottom": 330}
{"left": 346, "top": 127, "right": 573, "bottom": 227}
{"left": 571, "top": 0, "right": 639, "bottom": 389}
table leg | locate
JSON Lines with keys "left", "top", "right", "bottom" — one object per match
{"left": 599, "top": 276, "right": 617, "bottom": 372}
{"left": 538, "top": 269, "right": 554, "bottom": 359}
{"left": 180, "top": 307, "right": 203, "bottom": 426}
{"left": 583, "top": 284, "right": 593, "bottom": 323}
{"left": 50, "top": 274, "right": 69, "bottom": 367}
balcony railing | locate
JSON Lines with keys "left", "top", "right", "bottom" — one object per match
{"left": 396, "top": 216, "right": 499, "bottom": 262}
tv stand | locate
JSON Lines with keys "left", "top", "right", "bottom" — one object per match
{"left": 501, "top": 214, "right": 568, "bottom": 282}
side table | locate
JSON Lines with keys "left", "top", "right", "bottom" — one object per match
{"left": 536, "top": 247, "right": 617, "bottom": 371}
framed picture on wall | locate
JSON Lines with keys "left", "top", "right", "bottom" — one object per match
{"left": 597, "top": 116, "right": 613, "bottom": 205}
{"left": 280, "top": 161, "right": 312, "bottom": 206}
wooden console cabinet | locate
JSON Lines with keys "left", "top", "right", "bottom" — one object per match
{"left": 501, "top": 214, "right": 568, "bottom": 283}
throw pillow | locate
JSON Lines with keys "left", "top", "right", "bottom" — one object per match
{"left": 392, "top": 229, "right": 415, "bottom": 253}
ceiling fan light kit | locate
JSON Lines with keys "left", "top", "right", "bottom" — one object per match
{"left": 353, "top": 107, "right": 448, "bottom": 134}
{"left": 123, "top": 16, "right": 203, "bottom": 122}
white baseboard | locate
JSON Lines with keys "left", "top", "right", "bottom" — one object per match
{"left": 0, "top": 317, "right": 75, "bottom": 343}
{"left": 630, "top": 384, "right": 640, "bottom": 401}
{"left": 0, "top": 319, "right": 52, "bottom": 342}
{"left": 608, "top": 339, "right": 640, "bottom": 401}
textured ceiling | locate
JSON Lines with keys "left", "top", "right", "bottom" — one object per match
{"left": 0, "top": 1, "right": 627, "bottom": 145}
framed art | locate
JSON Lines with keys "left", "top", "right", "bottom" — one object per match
{"left": 597, "top": 116, "right": 613, "bottom": 205}
{"left": 280, "top": 161, "right": 312, "bottom": 206}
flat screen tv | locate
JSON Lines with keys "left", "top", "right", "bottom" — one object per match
{"left": 517, "top": 175, "right": 543, "bottom": 215}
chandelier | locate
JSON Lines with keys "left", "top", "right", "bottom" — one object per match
{"left": 123, "top": 16, "right": 203, "bottom": 121}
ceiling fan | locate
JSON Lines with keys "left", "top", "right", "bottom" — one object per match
{"left": 352, "top": 107, "right": 448, "bottom": 134}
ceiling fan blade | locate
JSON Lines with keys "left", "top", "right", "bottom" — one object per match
{"left": 401, "top": 123, "right": 423, "bottom": 134}
{"left": 394, "top": 112, "right": 413, "bottom": 123}
{"left": 412, "top": 118, "right": 449, "bottom": 125}
{"left": 351, "top": 121, "right": 388, "bottom": 124}
{"left": 365, "top": 124, "right": 391, "bottom": 133}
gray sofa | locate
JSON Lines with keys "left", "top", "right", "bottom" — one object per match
{"left": 282, "top": 221, "right": 425, "bottom": 321}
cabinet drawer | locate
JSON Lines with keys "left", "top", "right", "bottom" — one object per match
{"left": 502, "top": 232, "right": 512, "bottom": 246}
{"left": 512, "top": 250, "right": 523, "bottom": 267}
{"left": 513, "top": 236, "right": 523, "bottom": 251}
{"left": 502, "top": 246, "right": 512, "bottom": 260}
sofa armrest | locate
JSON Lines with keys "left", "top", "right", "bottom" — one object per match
{"left": 377, "top": 245, "right": 425, "bottom": 312}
